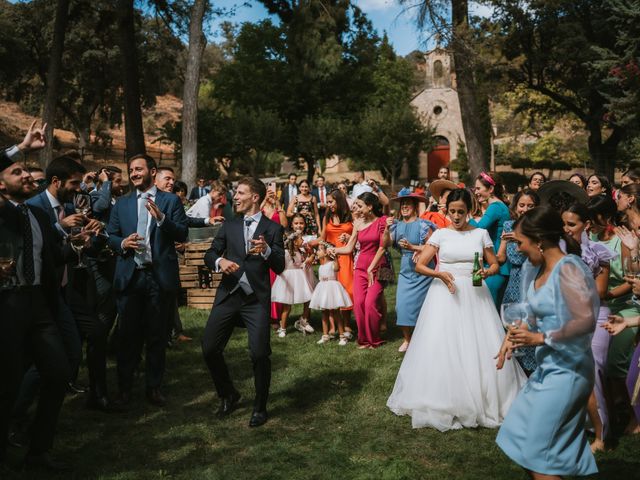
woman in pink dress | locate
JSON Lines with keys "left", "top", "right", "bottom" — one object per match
{"left": 332, "top": 192, "right": 389, "bottom": 348}
{"left": 262, "top": 187, "right": 288, "bottom": 325}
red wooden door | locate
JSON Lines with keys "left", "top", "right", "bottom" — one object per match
{"left": 427, "top": 137, "right": 450, "bottom": 180}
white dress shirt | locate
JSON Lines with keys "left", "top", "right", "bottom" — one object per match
{"left": 45, "top": 189, "right": 69, "bottom": 238}
{"left": 120, "top": 186, "right": 165, "bottom": 261}
{"left": 186, "top": 194, "right": 213, "bottom": 224}
{"left": 287, "top": 184, "right": 298, "bottom": 206}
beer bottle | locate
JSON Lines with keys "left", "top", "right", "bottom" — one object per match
{"left": 472, "top": 252, "right": 482, "bottom": 287}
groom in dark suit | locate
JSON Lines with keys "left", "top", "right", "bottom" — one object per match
{"left": 202, "top": 177, "right": 285, "bottom": 427}
{"left": 107, "top": 153, "right": 188, "bottom": 407}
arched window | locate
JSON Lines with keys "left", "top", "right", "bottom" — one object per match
{"left": 433, "top": 60, "right": 444, "bottom": 87}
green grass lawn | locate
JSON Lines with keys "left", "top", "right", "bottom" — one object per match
{"left": 5, "top": 278, "right": 640, "bottom": 479}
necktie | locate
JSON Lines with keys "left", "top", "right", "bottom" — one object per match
{"left": 19, "top": 204, "right": 35, "bottom": 285}
{"left": 320, "top": 188, "right": 325, "bottom": 204}
{"left": 135, "top": 193, "right": 149, "bottom": 265}
{"left": 244, "top": 217, "right": 254, "bottom": 254}
{"left": 56, "top": 205, "right": 65, "bottom": 222}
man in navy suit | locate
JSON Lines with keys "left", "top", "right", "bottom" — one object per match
{"left": 202, "top": 177, "right": 285, "bottom": 427}
{"left": 1, "top": 143, "right": 76, "bottom": 471}
{"left": 107, "top": 154, "right": 188, "bottom": 407}
{"left": 189, "top": 177, "right": 208, "bottom": 201}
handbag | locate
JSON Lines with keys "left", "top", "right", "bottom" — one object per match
{"left": 375, "top": 250, "right": 395, "bottom": 283}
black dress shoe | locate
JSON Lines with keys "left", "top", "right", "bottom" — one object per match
{"left": 216, "top": 391, "right": 241, "bottom": 418}
{"left": 249, "top": 410, "right": 268, "bottom": 428}
{"left": 67, "top": 382, "right": 88, "bottom": 394}
{"left": 113, "top": 391, "right": 131, "bottom": 408}
{"left": 24, "top": 452, "right": 72, "bottom": 473}
{"left": 146, "top": 388, "right": 166, "bottom": 407}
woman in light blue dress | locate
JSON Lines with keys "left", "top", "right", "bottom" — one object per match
{"left": 384, "top": 190, "right": 437, "bottom": 352}
{"left": 496, "top": 207, "right": 598, "bottom": 478}
{"left": 471, "top": 172, "right": 511, "bottom": 305}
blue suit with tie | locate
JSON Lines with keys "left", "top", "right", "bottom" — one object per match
{"left": 106, "top": 188, "right": 188, "bottom": 393}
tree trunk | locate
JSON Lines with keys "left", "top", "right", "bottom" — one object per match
{"left": 588, "top": 122, "right": 622, "bottom": 180}
{"left": 181, "top": 0, "right": 208, "bottom": 190}
{"left": 451, "top": 0, "right": 489, "bottom": 178}
{"left": 38, "top": 0, "right": 70, "bottom": 168}
{"left": 115, "top": 0, "right": 146, "bottom": 158}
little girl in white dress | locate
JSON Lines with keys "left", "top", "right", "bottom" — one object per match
{"left": 271, "top": 215, "right": 317, "bottom": 337}
{"left": 309, "top": 242, "right": 353, "bottom": 345}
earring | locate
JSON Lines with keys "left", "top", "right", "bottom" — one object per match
{"left": 537, "top": 244, "right": 544, "bottom": 255}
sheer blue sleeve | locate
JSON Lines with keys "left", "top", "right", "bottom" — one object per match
{"left": 547, "top": 255, "right": 599, "bottom": 352}
{"left": 419, "top": 219, "right": 437, "bottom": 245}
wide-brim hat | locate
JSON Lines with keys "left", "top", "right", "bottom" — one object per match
{"left": 429, "top": 179, "right": 459, "bottom": 202}
{"left": 390, "top": 187, "right": 429, "bottom": 204}
{"left": 537, "top": 180, "right": 589, "bottom": 206}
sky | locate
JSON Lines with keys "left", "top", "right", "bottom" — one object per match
{"left": 207, "top": 0, "right": 494, "bottom": 56}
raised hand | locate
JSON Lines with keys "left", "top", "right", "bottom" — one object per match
{"left": 18, "top": 120, "right": 47, "bottom": 152}
{"left": 614, "top": 225, "right": 639, "bottom": 252}
{"left": 145, "top": 198, "right": 165, "bottom": 222}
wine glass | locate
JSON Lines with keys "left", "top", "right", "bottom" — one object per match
{"left": 0, "top": 241, "right": 16, "bottom": 289}
{"left": 500, "top": 302, "right": 530, "bottom": 357}
{"left": 73, "top": 192, "right": 92, "bottom": 216}
{"left": 70, "top": 227, "right": 87, "bottom": 268}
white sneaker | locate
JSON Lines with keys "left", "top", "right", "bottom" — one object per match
{"left": 338, "top": 335, "right": 348, "bottom": 346}
{"left": 317, "top": 334, "right": 331, "bottom": 344}
{"left": 295, "top": 318, "right": 315, "bottom": 334}
{"left": 343, "top": 331, "right": 353, "bottom": 340}
{"left": 277, "top": 328, "right": 286, "bottom": 338}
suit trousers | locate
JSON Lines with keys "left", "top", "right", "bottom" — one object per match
{"left": 12, "top": 292, "right": 80, "bottom": 423}
{"left": 202, "top": 290, "right": 272, "bottom": 412}
{"left": 0, "top": 287, "right": 70, "bottom": 458}
{"left": 116, "top": 269, "right": 169, "bottom": 392}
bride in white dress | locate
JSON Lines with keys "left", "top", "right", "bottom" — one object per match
{"left": 387, "top": 189, "right": 526, "bottom": 431}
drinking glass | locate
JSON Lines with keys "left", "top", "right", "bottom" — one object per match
{"left": 70, "top": 227, "right": 87, "bottom": 268}
{"left": 0, "top": 241, "right": 16, "bottom": 289}
{"left": 73, "top": 192, "right": 92, "bottom": 216}
{"left": 500, "top": 302, "right": 530, "bottom": 357}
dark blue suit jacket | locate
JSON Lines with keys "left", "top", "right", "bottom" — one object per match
{"left": 26, "top": 190, "right": 75, "bottom": 241}
{"left": 204, "top": 215, "right": 285, "bottom": 309}
{"left": 106, "top": 189, "right": 188, "bottom": 293}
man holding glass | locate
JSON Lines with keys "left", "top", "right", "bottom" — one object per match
{"left": 0, "top": 136, "right": 76, "bottom": 471}
{"left": 106, "top": 154, "right": 188, "bottom": 407}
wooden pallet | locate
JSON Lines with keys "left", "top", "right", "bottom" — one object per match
{"left": 179, "top": 241, "right": 220, "bottom": 309}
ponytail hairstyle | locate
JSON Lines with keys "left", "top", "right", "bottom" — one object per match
{"left": 622, "top": 168, "right": 640, "bottom": 185}
{"left": 357, "top": 192, "right": 383, "bottom": 217}
{"left": 476, "top": 171, "right": 505, "bottom": 202}
{"left": 587, "top": 194, "right": 617, "bottom": 228}
{"left": 564, "top": 202, "right": 591, "bottom": 225}
{"left": 514, "top": 206, "right": 581, "bottom": 256}
{"left": 445, "top": 188, "right": 473, "bottom": 211}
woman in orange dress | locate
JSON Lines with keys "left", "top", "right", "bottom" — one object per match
{"left": 315, "top": 189, "right": 354, "bottom": 342}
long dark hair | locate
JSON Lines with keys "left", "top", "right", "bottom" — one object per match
{"left": 569, "top": 173, "right": 587, "bottom": 189}
{"left": 587, "top": 174, "right": 612, "bottom": 197}
{"left": 564, "top": 202, "right": 591, "bottom": 224}
{"left": 514, "top": 206, "right": 581, "bottom": 256}
{"left": 587, "top": 194, "right": 617, "bottom": 226}
{"left": 510, "top": 189, "right": 540, "bottom": 219}
{"left": 358, "top": 192, "right": 383, "bottom": 217}
{"left": 325, "top": 189, "right": 351, "bottom": 224}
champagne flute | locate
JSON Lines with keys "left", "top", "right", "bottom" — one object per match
{"left": 70, "top": 227, "right": 87, "bottom": 268}
{"left": 0, "top": 241, "right": 16, "bottom": 289}
{"left": 500, "top": 302, "right": 530, "bottom": 357}
{"left": 73, "top": 192, "right": 92, "bottom": 216}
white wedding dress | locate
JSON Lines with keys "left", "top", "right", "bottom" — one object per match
{"left": 387, "top": 228, "right": 527, "bottom": 432}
